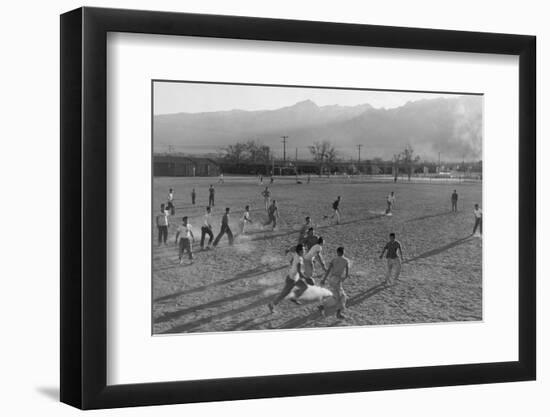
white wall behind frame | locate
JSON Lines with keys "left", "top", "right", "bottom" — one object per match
{"left": 0, "top": 1, "right": 545, "bottom": 417}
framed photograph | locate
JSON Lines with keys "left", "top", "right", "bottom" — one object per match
{"left": 60, "top": 7, "right": 536, "bottom": 410}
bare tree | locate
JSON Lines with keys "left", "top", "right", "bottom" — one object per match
{"left": 222, "top": 140, "right": 270, "bottom": 164}
{"left": 309, "top": 140, "right": 337, "bottom": 175}
{"left": 400, "top": 144, "right": 421, "bottom": 181}
{"left": 222, "top": 142, "right": 247, "bottom": 164}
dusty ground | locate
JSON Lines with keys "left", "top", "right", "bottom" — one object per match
{"left": 152, "top": 176, "right": 482, "bottom": 334}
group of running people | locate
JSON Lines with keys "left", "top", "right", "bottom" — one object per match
{"left": 156, "top": 181, "right": 482, "bottom": 318}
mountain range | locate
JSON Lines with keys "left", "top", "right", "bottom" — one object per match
{"left": 153, "top": 96, "right": 482, "bottom": 161}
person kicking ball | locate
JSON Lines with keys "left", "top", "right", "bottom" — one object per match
{"left": 291, "top": 237, "right": 328, "bottom": 302}
{"left": 318, "top": 246, "right": 350, "bottom": 319}
{"left": 268, "top": 244, "right": 308, "bottom": 313}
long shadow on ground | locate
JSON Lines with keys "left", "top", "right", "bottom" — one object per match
{"left": 404, "top": 236, "right": 472, "bottom": 264}
{"left": 155, "top": 288, "right": 269, "bottom": 324}
{"left": 154, "top": 265, "right": 286, "bottom": 303}
{"left": 158, "top": 295, "right": 274, "bottom": 334}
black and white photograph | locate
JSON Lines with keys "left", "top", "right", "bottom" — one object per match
{"left": 152, "top": 81, "right": 483, "bottom": 335}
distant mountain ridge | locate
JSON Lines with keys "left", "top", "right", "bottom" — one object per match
{"left": 154, "top": 96, "right": 482, "bottom": 161}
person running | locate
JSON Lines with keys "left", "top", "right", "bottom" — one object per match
{"left": 331, "top": 196, "right": 342, "bottom": 224}
{"left": 218, "top": 173, "right": 224, "bottom": 184}
{"left": 303, "top": 227, "right": 319, "bottom": 252}
{"left": 268, "top": 244, "right": 308, "bottom": 313}
{"left": 270, "top": 175, "right": 274, "bottom": 185}
{"left": 284, "top": 217, "right": 313, "bottom": 256}
{"left": 386, "top": 191, "right": 396, "bottom": 214}
{"left": 297, "top": 216, "right": 313, "bottom": 245}
{"left": 208, "top": 185, "right": 215, "bottom": 207}
{"left": 264, "top": 200, "right": 279, "bottom": 231}
{"left": 167, "top": 188, "right": 175, "bottom": 215}
{"left": 292, "top": 237, "right": 328, "bottom": 302}
{"left": 156, "top": 203, "right": 169, "bottom": 246}
{"left": 200, "top": 206, "right": 214, "bottom": 250}
{"left": 191, "top": 188, "right": 196, "bottom": 205}
{"left": 239, "top": 205, "right": 253, "bottom": 234}
{"left": 473, "top": 203, "right": 482, "bottom": 235}
{"left": 175, "top": 216, "right": 195, "bottom": 264}
{"left": 379, "top": 232, "right": 403, "bottom": 286}
{"left": 213, "top": 207, "right": 234, "bottom": 246}
{"left": 261, "top": 186, "right": 271, "bottom": 210}
{"left": 451, "top": 190, "right": 458, "bottom": 212}
{"left": 318, "top": 246, "right": 350, "bottom": 319}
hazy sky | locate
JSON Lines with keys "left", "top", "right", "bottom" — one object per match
{"left": 153, "top": 81, "right": 473, "bottom": 115}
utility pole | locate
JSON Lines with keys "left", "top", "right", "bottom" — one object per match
{"left": 438, "top": 152, "right": 441, "bottom": 173}
{"left": 356, "top": 144, "right": 363, "bottom": 163}
{"left": 295, "top": 147, "right": 298, "bottom": 161}
{"left": 281, "top": 135, "right": 288, "bottom": 164}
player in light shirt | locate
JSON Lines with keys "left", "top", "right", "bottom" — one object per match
{"left": 175, "top": 216, "right": 195, "bottom": 264}
{"left": 239, "top": 205, "right": 253, "bottom": 234}
{"left": 473, "top": 203, "right": 482, "bottom": 235}
{"left": 318, "top": 246, "right": 350, "bottom": 319}
{"left": 268, "top": 244, "right": 307, "bottom": 313}
{"left": 167, "top": 188, "right": 175, "bottom": 215}
{"left": 200, "top": 206, "right": 214, "bottom": 250}
{"left": 386, "top": 191, "right": 396, "bottom": 214}
{"left": 291, "top": 237, "right": 328, "bottom": 302}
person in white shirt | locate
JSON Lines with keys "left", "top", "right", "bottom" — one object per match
{"left": 200, "top": 206, "right": 214, "bottom": 250}
{"left": 386, "top": 191, "right": 396, "bottom": 214}
{"left": 156, "top": 203, "right": 169, "bottom": 246}
{"left": 239, "top": 205, "right": 253, "bottom": 234}
{"left": 175, "top": 216, "right": 195, "bottom": 264}
{"left": 318, "top": 246, "right": 351, "bottom": 319}
{"left": 304, "top": 238, "right": 327, "bottom": 282}
{"left": 291, "top": 237, "right": 328, "bottom": 302}
{"left": 167, "top": 188, "right": 175, "bottom": 215}
{"left": 473, "top": 204, "right": 482, "bottom": 235}
{"left": 268, "top": 244, "right": 308, "bottom": 313}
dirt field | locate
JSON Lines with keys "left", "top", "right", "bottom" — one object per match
{"left": 152, "top": 176, "right": 482, "bottom": 334}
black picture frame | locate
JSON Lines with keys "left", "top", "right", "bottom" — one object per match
{"left": 60, "top": 6, "right": 536, "bottom": 410}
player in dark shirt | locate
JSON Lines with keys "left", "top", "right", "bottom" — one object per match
{"left": 303, "top": 227, "right": 319, "bottom": 251}
{"left": 264, "top": 200, "right": 279, "bottom": 230}
{"left": 379, "top": 232, "right": 404, "bottom": 286}
{"left": 331, "top": 196, "right": 342, "bottom": 224}
{"left": 213, "top": 207, "right": 234, "bottom": 246}
{"left": 208, "top": 185, "right": 215, "bottom": 207}
{"left": 451, "top": 190, "right": 458, "bottom": 212}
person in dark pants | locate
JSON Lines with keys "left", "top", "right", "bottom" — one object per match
{"left": 200, "top": 206, "right": 214, "bottom": 250}
{"left": 451, "top": 190, "right": 458, "bottom": 212}
{"left": 191, "top": 188, "right": 196, "bottom": 205}
{"left": 268, "top": 244, "right": 308, "bottom": 313}
{"left": 379, "top": 232, "right": 403, "bottom": 286}
{"left": 213, "top": 207, "right": 234, "bottom": 246}
{"left": 473, "top": 204, "right": 482, "bottom": 235}
{"left": 156, "top": 203, "right": 169, "bottom": 246}
{"left": 208, "top": 185, "right": 215, "bottom": 207}
{"left": 264, "top": 200, "right": 279, "bottom": 230}
{"left": 331, "top": 196, "right": 342, "bottom": 224}
{"left": 166, "top": 188, "right": 175, "bottom": 215}
{"left": 175, "top": 216, "right": 195, "bottom": 264}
